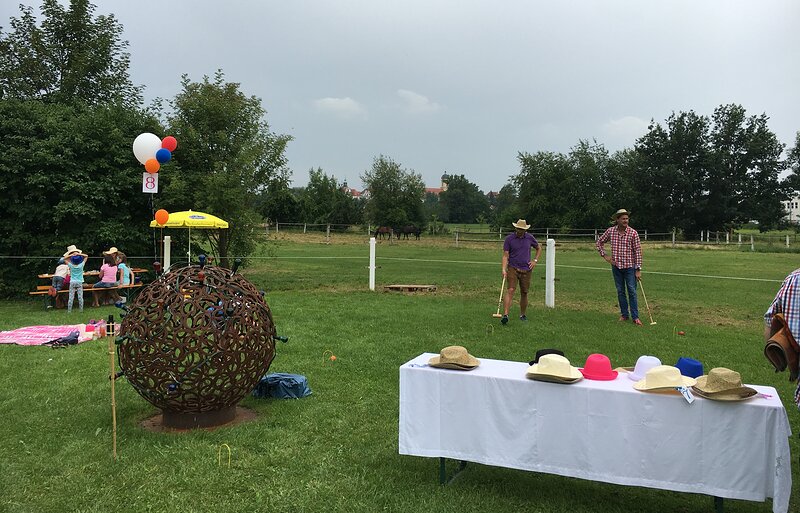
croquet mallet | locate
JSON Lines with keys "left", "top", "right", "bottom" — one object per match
{"left": 639, "top": 279, "right": 656, "bottom": 325}
{"left": 492, "top": 275, "right": 507, "bottom": 318}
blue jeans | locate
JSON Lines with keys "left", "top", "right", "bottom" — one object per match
{"left": 612, "top": 266, "right": 638, "bottom": 320}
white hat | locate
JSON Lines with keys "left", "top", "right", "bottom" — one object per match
{"left": 627, "top": 355, "right": 662, "bottom": 382}
{"left": 63, "top": 244, "right": 82, "bottom": 258}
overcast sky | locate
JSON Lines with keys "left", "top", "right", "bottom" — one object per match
{"left": 3, "top": 1, "right": 799, "bottom": 192}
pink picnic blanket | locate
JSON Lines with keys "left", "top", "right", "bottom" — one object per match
{"left": 0, "top": 325, "right": 91, "bottom": 346}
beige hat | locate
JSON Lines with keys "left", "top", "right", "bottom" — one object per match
{"left": 633, "top": 365, "right": 697, "bottom": 391}
{"left": 512, "top": 219, "right": 531, "bottom": 230}
{"left": 63, "top": 244, "right": 82, "bottom": 258}
{"left": 611, "top": 209, "right": 631, "bottom": 221}
{"left": 692, "top": 368, "right": 758, "bottom": 401}
{"left": 526, "top": 354, "right": 583, "bottom": 384}
{"left": 103, "top": 246, "right": 119, "bottom": 255}
{"left": 428, "top": 346, "right": 480, "bottom": 370}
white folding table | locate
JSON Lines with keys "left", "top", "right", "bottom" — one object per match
{"left": 399, "top": 353, "right": 793, "bottom": 513}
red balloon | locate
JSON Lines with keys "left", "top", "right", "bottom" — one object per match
{"left": 155, "top": 209, "right": 169, "bottom": 225}
{"left": 145, "top": 158, "right": 160, "bottom": 174}
{"left": 162, "top": 136, "right": 178, "bottom": 152}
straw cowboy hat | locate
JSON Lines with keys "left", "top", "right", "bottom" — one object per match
{"left": 633, "top": 365, "right": 697, "bottom": 391}
{"left": 428, "top": 346, "right": 480, "bottom": 370}
{"left": 102, "top": 246, "right": 119, "bottom": 255}
{"left": 692, "top": 368, "right": 758, "bottom": 401}
{"left": 526, "top": 354, "right": 583, "bottom": 384}
{"left": 764, "top": 313, "right": 800, "bottom": 382}
{"left": 512, "top": 219, "right": 531, "bottom": 230}
{"left": 63, "top": 244, "right": 82, "bottom": 258}
{"left": 611, "top": 209, "right": 631, "bottom": 221}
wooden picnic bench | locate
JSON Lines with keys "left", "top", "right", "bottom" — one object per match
{"left": 29, "top": 282, "right": 143, "bottom": 309}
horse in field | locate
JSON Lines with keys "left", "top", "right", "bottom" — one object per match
{"left": 373, "top": 226, "right": 393, "bottom": 240}
{"left": 397, "top": 225, "right": 421, "bottom": 240}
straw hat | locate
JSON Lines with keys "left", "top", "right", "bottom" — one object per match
{"left": 512, "top": 219, "right": 531, "bottom": 230}
{"left": 627, "top": 355, "right": 662, "bottom": 382}
{"left": 692, "top": 368, "right": 757, "bottom": 401}
{"left": 428, "top": 346, "right": 480, "bottom": 370}
{"left": 611, "top": 209, "right": 631, "bottom": 221}
{"left": 103, "top": 246, "right": 119, "bottom": 255}
{"left": 63, "top": 244, "right": 82, "bottom": 258}
{"left": 633, "top": 365, "right": 697, "bottom": 391}
{"left": 526, "top": 354, "right": 583, "bottom": 384}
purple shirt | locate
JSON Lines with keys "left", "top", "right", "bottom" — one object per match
{"left": 503, "top": 233, "right": 539, "bottom": 271}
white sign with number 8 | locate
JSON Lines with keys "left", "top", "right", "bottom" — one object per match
{"left": 142, "top": 172, "right": 158, "bottom": 193}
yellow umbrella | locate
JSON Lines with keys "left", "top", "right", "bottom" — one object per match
{"left": 150, "top": 210, "right": 229, "bottom": 262}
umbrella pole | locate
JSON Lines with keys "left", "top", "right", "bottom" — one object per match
{"left": 188, "top": 226, "right": 191, "bottom": 264}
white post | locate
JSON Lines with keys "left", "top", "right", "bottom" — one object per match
{"left": 594, "top": 229, "right": 598, "bottom": 241}
{"left": 303, "top": 223, "right": 307, "bottom": 234}
{"left": 326, "top": 224, "right": 331, "bottom": 244}
{"left": 726, "top": 232, "right": 729, "bottom": 244}
{"left": 545, "top": 238, "right": 555, "bottom": 308}
{"left": 455, "top": 230, "right": 459, "bottom": 247}
{"left": 750, "top": 235, "right": 755, "bottom": 252}
{"left": 163, "top": 235, "right": 171, "bottom": 270}
{"left": 786, "top": 234, "right": 790, "bottom": 247}
{"left": 672, "top": 229, "right": 675, "bottom": 247}
{"left": 644, "top": 229, "right": 647, "bottom": 241}
{"left": 369, "top": 237, "right": 376, "bottom": 291}
{"left": 738, "top": 233, "right": 741, "bottom": 245}
{"left": 276, "top": 222, "right": 279, "bottom": 233}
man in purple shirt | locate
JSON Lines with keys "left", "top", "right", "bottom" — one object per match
{"left": 500, "top": 219, "right": 542, "bottom": 324}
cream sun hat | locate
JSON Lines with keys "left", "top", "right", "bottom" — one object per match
{"left": 633, "top": 365, "right": 697, "bottom": 391}
{"left": 512, "top": 219, "right": 531, "bottom": 230}
{"left": 63, "top": 244, "right": 82, "bottom": 258}
{"left": 526, "top": 354, "right": 583, "bottom": 384}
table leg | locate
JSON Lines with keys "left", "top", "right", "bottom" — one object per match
{"left": 438, "top": 458, "right": 468, "bottom": 485}
{"left": 713, "top": 496, "right": 723, "bottom": 513}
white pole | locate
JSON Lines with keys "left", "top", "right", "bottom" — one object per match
{"left": 738, "top": 233, "right": 741, "bottom": 245}
{"left": 369, "top": 237, "right": 376, "bottom": 291}
{"left": 786, "top": 234, "right": 790, "bottom": 247}
{"left": 164, "top": 235, "right": 171, "bottom": 270}
{"left": 644, "top": 229, "right": 648, "bottom": 241}
{"left": 672, "top": 229, "right": 675, "bottom": 247}
{"left": 188, "top": 226, "right": 191, "bottom": 263}
{"left": 545, "top": 238, "right": 555, "bottom": 308}
{"left": 455, "top": 230, "right": 459, "bottom": 247}
{"left": 750, "top": 235, "right": 755, "bottom": 251}
{"left": 726, "top": 232, "right": 729, "bottom": 244}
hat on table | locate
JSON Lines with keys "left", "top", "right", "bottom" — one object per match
{"left": 526, "top": 354, "right": 583, "bottom": 384}
{"left": 512, "top": 219, "right": 531, "bottom": 230}
{"left": 692, "top": 368, "right": 757, "bottom": 401}
{"left": 428, "top": 346, "right": 480, "bottom": 370}
{"left": 633, "top": 365, "right": 697, "bottom": 392}
{"left": 63, "top": 244, "right": 82, "bottom": 258}
{"left": 529, "top": 348, "right": 565, "bottom": 366}
{"left": 627, "top": 355, "right": 662, "bottom": 382}
{"left": 579, "top": 353, "right": 618, "bottom": 381}
{"left": 675, "top": 357, "right": 704, "bottom": 378}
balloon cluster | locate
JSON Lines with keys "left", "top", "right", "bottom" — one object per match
{"left": 133, "top": 133, "right": 178, "bottom": 174}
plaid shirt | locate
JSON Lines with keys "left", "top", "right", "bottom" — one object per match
{"left": 596, "top": 226, "right": 642, "bottom": 270}
{"left": 764, "top": 268, "right": 800, "bottom": 409}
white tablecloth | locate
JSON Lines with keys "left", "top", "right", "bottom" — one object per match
{"left": 399, "top": 354, "right": 793, "bottom": 513}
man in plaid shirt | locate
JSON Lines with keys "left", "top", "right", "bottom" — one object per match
{"left": 764, "top": 269, "right": 800, "bottom": 410}
{"left": 596, "top": 209, "right": 643, "bottom": 325}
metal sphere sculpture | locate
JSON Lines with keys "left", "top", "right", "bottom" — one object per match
{"left": 117, "top": 261, "right": 276, "bottom": 428}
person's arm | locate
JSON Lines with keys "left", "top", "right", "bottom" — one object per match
{"left": 633, "top": 231, "right": 643, "bottom": 280}
{"left": 130, "top": 267, "right": 135, "bottom": 286}
{"left": 596, "top": 228, "right": 613, "bottom": 264}
{"left": 501, "top": 250, "right": 509, "bottom": 277}
{"left": 530, "top": 244, "right": 542, "bottom": 269}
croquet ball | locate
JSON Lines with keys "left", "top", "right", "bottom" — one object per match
{"left": 329, "top": 355, "right": 337, "bottom": 361}
{"left": 678, "top": 331, "right": 685, "bottom": 336}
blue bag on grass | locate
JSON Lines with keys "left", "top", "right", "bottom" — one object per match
{"left": 252, "top": 373, "right": 312, "bottom": 399}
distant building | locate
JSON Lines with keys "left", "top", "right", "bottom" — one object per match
{"left": 783, "top": 195, "right": 800, "bottom": 223}
{"left": 340, "top": 181, "right": 367, "bottom": 198}
{"left": 425, "top": 173, "right": 450, "bottom": 195}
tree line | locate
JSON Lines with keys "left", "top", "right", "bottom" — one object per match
{"left": 1, "top": 1, "right": 798, "bottom": 296}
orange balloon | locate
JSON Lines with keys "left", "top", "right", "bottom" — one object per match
{"left": 145, "top": 158, "right": 160, "bottom": 174}
{"left": 155, "top": 209, "right": 169, "bottom": 225}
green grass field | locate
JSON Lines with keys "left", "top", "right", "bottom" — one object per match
{"left": 1, "top": 234, "right": 798, "bottom": 512}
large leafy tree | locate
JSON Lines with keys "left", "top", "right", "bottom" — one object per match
{"left": 0, "top": 0, "right": 141, "bottom": 106}
{"left": 438, "top": 174, "right": 489, "bottom": 223}
{"left": 300, "top": 168, "right": 361, "bottom": 225}
{"left": 361, "top": 155, "right": 425, "bottom": 227}
{"left": 163, "top": 71, "right": 291, "bottom": 267}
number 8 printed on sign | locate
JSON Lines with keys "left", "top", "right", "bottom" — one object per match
{"left": 142, "top": 172, "right": 158, "bottom": 194}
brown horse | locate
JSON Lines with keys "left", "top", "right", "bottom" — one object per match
{"left": 398, "top": 225, "right": 421, "bottom": 240}
{"left": 373, "top": 226, "right": 392, "bottom": 240}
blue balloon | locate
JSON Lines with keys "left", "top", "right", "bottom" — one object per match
{"left": 155, "top": 148, "right": 172, "bottom": 163}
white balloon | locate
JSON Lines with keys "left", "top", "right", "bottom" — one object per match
{"left": 132, "top": 133, "right": 163, "bottom": 165}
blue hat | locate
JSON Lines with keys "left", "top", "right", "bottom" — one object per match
{"left": 70, "top": 254, "right": 83, "bottom": 265}
{"left": 675, "top": 357, "right": 703, "bottom": 378}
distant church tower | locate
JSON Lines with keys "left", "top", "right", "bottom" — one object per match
{"left": 441, "top": 173, "right": 450, "bottom": 192}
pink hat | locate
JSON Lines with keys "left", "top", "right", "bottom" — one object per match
{"left": 579, "top": 353, "right": 618, "bottom": 381}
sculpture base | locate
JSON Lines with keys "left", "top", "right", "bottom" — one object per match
{"left": 140, "top": 406, "right": 257, "bottom": 432}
